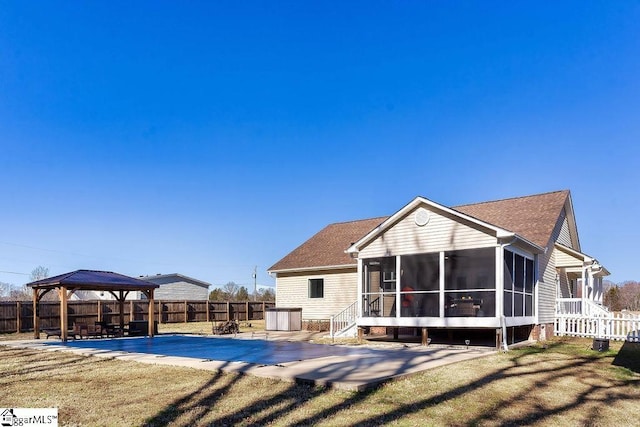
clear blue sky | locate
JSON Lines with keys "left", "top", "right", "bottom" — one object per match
{"left": 1, "top": 2, "right": 638, "bottom": 289}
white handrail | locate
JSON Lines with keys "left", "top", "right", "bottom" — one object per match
{"left": 330, "top": 301, "right": 357, "bottom": 338}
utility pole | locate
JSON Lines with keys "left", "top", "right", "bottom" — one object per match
{"left": 252, "top": 266, "right": 257, "bottom": 301}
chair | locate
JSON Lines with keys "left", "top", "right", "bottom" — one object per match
{"left": 73, "top": 323, "right": 89, "bottom": 339}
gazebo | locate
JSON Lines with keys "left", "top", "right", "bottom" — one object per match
{"left": 27, "top": 269, "right": 160, "bottom": 341}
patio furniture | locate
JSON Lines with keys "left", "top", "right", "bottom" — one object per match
{"left": 127, "top": 320, "right": 158, "bottom": 336}
{"left": 73, "top": 323, "right": 89, "bottom": 339}
{"left": 213, "top": 320, "right": 239, "bottom": 335}
{"left": 43, "top": 329, "right": 67, "bottom": 339}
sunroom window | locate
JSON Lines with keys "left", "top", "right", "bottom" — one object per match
{"left": 444, "top": 248, "right": 496, "bottom": 317}
{"left": 362, "top": 257, "right": 396, "bottom": 317}
{"left": 503, "top": 249, "right": 535, "bottom": 317}
{"left": 399, "top": 253, "right": 439, "bottom": 317}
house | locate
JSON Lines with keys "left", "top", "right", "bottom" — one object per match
{"left": 268, "top": 190, "right": 610, "bottom": 345}
{"left": 70, "top": 273, "right": 211, "bottom": 301}
{"left": 140, "top": 274, "right": 211, "bottom": 300}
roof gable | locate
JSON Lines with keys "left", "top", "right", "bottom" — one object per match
{"left": 347, "top": 196, "right": 538, "bottom": 255}
{"left": 269, "top": 190, "right": 572, "bottom": 272}
{"left": 454, "top": 190, "right": 570, "bottom": 248}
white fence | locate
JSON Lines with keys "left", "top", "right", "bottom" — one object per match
{"left": 555, "top": 312, "right": 640, "bottom": 341}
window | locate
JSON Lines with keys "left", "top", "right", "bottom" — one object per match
{"left": 503, "top": 249, "right": 535, "bottom": 317}
{"left": 309, "top": 278, "right": 324, "bottom": 299}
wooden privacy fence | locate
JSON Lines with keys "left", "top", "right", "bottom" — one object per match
{"left": 0, "top": 300, "right": 275, "bottom": 334}
{"left": 555, "top": 312, "right": 640, "bottom": 342}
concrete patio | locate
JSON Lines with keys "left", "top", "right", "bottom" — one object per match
{"left": 3, "top": 331, "right": 495, "bottom": 391}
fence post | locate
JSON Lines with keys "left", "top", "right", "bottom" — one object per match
{"left": 129, "top": 300, "right": 134, "bottom": 322}
{"left": 262, "top": 301, "right": 265, "bottom": 320}
{"left": 97, "top": 300, "right": 102, "bottom": 322}
{"left": 16, "top": 301, "right": 21, "bottom": 333}
{"left": 226, "top": 301, "right": 230, "bottom": 321}
{"left": 246, "top": 301, "right": 249, "bottom": 321}
{"left": 206, "top": 301, "right": 210, "bottom": 323}
{"left": 184, "top": 301, "right": 188, "bottom": 323}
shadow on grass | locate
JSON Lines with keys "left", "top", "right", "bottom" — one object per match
{"left": 139, "top": 338, "right": 639, "bottom": 426}
{"left": 613, "top": 341, "right": 640, "bottom": 373}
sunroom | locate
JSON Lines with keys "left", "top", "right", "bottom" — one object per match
{"left": 346, "top": 198, "right": 544, "bottom": 333}
{"left": 358, "top": 246, "right": 538, "bottom": 329}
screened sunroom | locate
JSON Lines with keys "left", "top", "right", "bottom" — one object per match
{"left": 358, "top": 246, "right": 537, "bottom": 329}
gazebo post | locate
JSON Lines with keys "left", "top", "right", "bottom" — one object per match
{"left": 118, "top": 291, "right": 125, "bottom": 332}
{"left": 32, "top": 288, "right": 40, "bottom": 339}
{"left": 59, "top": 286, "right": 69, "bottom": 342}
{"left": 147, "top": 290, "right": 155, "bottom": 338}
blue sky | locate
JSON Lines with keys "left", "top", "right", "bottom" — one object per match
{"left": 1, "top": 2, "right": 638, "bottom": 288}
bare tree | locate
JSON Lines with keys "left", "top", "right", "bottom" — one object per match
{"left": 255, "top": 287, "right": 276, "bottom": 302}
{"left": 222, "top": 282, "right": 239, "bottom": 301}
{"left": 26, "top": 266, "right": 57, "bottom": 301}
{"left": 0, "top": 281, "right": 13, "bottom": 300}
{"left": 30, "top": 266, "right": 49, "bottom": 282}
{"left": 604, "top": 281, "right": 640, "bottom": 312}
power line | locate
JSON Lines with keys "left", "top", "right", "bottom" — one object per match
{"left": 0, "top": 270, "right": 29, "bottom": 276}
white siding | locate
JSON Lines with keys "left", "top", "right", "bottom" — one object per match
{"left": 557, "top": 213, "right": 573, "bottom": 248}
{"left": 538, "top": 207, "right": 573, "bottom": 324}
{"left": 555, "top": 248, "right": 583, "bottom": 268}
{"left": 538, "top": 247, "right": 557, "bottom": 324}
{"left": 359, "top": 207, "right": 497, "bottom": 258}
{"left": 275, "top": 268, "right": 357, "bottom": 320}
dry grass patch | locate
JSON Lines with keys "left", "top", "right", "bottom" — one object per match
{"left": 1, "top": 336, "right": 638, "bottom": 426}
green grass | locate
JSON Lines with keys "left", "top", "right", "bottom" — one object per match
{"left": 1, "top": 326, "right": 639, "bottom": 426}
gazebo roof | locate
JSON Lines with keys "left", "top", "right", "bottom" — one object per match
{"left": 27, "top": 269, "right": 159, "bottom": 292}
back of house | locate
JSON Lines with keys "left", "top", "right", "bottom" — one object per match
{"left": 269, "top": 190, "right": 609, "bottom": 345}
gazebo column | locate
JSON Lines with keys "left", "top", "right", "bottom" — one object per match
{"left": 32, "top": 288, "right": 40, "bottom": 339}
{"left": 146, "top": 289, "right": 156, "bottom": 337}
{"left": 119, "top": 291, "right": 126, "bottom": 331}
{"left": 59, "top": 286, "right": 69, "bottom": 342}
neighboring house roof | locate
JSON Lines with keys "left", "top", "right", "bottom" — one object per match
{"left": 141, "top": 273, "right": 212, "bottom": 289}
{"left": 269, "top": 190, "right": 571, "bottom": 273}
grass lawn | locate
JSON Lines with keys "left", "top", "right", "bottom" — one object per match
{"left": 1, "top": 324, "right": 639, "bottom": 426}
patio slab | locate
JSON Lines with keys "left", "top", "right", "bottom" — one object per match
{"left": 3, "top": 335, "right": 495, "bottom": 391}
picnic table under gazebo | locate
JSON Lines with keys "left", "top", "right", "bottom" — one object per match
{"left": 27, "top": 269, "right": 159, "bottom": 341}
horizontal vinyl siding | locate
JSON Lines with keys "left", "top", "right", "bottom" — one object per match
{"left": 275, "top": 268, "right": 357, "bottom": 320}
{"left": 557, "top": 213, "right": 573, "bottom": 247}
{"left": 359, "top": 207, "right": 497, "bottom": 258}
{"left": 555, "top": 249, "right": 583, "bottom": 268}
{"left": 154, "top": 281, "right": 209, "bottom": 300}
{"left": 538, "top": 247, "right": 557, "bottom": 324}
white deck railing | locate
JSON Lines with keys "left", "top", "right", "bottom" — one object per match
{"left": 555, "top": 298, "right": 610, "bottom": 317}
{"left": 555, "top": 312, "right": 640, "bottom": 341}
{"left": 329, "top": 301, "right": 357, "bottom": 338}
